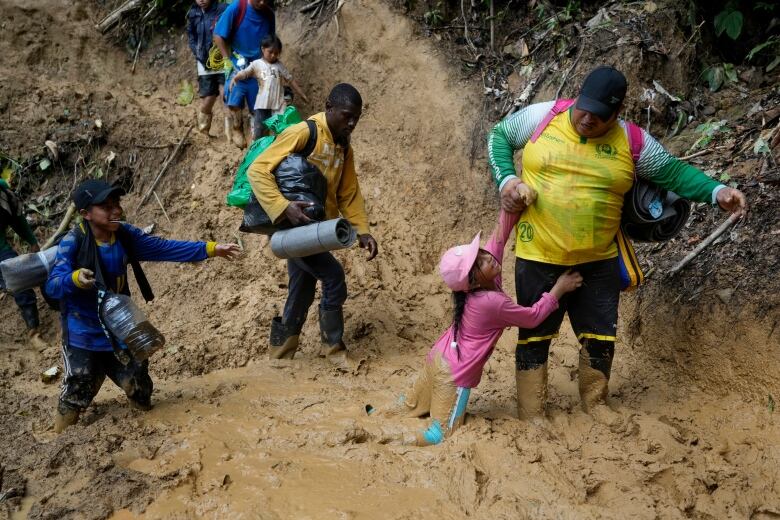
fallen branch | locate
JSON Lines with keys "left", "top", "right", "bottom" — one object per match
{"left": 131, "top": 27, "right": 144, "bottom": 74}
{"left": 136, "top": 123, "right": 194, "bottom": 211}
{"left": 678, "top": 145, "right": 727, "bottom": 161}
{"left": 300, "top": 0, "right": 322, "bottom": 14}
{"left": 153, "top": 191, "right": 172, "bottom": 224}
{"left": 668, "top": 213, "right": 741, "bottom": 275}
{"left": 555, "top": 41, "right": 584, "bottom": 99}
{"left": 41, "top": 203, "right": 76, "bottom": 250}
{"left": 96, "top": 0, "right": 142, "bottom": 34}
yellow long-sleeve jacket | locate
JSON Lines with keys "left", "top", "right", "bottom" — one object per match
{"left": 246, "top": 112, "right": 370, "bottom": 235}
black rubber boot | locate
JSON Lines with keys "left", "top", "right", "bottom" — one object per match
{"left": 319, "top": 309, "right": 346, "bottom": 357}
{"left": 20, "top": 304, "right": 40, "bottom": 330}
{"left": 269, "top": 316, "right": 300, "bottom": 360}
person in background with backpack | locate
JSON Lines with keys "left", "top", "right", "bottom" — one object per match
{"left": 247, "top": 83, "right": 378, "bottom": 367}
{"left": 487, "top": 66, "right": 747, "bottom": 423}
{"left": 213, "top": 0, "right": 276, "bottom": 149}
{"left": 186, "top": 0, "right": 227, "bottom": 137}
{"left": 0, "top": 179, "right": 46, "bottom": 349}
{"left": 46, "top": 180, "right": 240, "bottom": 433}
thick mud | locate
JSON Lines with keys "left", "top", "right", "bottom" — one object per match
{"left": 1, "top": 1, "right": 778, "bottom": 519}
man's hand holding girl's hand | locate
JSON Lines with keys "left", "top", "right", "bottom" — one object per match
{"left": 550, "top": 269, "right": 583, "bottom": 300}
{"left": 500, "top": 178, "right": 536, "bottom": 213}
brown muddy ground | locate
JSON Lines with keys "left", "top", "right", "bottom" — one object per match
{"left": 1, "top": 1, "right": 778, "bottom": 519}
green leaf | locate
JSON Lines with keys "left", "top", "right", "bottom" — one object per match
{"left": 723, "top": 63, "right": 738, "bottom": 84}
{"left": 176, "top": 80, "right": 195, "bottom": 106}
{"left": 747, "top": 37, "right": 779, "bottom": 61}
{"left": 39, "top": 158, "right": 51, "bottom": 171}
{"left": 93, "top": 167, "right": 104, "bottom": 179}
{"left": 753, "top": 137, "right": 771, "bottom": 155}
{"left": 714, "top": 9, "right": 743, "bottom": 40}
{"left": 719, "top": 172, "right": 731, "bottom": 183}
{"left": 703, "top": 66, "right": 724, "bottom": 92}
{"left": 770, "top": 394, "right": 775, "bottom": 413}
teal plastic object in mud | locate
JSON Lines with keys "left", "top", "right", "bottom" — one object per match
{"left": 225, "top": 106, "right": 304, "bottom": 208}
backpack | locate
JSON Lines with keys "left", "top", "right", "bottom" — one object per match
{"left": 240, "top": 120, "right": 326, "bottom": 235}
{"left": 529, "top": 98, "right": 645, "bottom": 291}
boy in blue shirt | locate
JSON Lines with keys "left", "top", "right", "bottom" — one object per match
{"left": 46, "top": 180, "right": 240, "bottom": 433}
{"left": 213, "top": 0, "right": 276, "bottom": 148}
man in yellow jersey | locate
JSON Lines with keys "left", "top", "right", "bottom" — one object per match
{"left": 487, "top": 66, "right": 746, "bottom": 420}
{"left": 247, "top": 83, "right": 378, "bottom": 365}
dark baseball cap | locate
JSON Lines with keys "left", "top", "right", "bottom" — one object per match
{"left": 575, "top": 66, "right": 627, "bottom": 120}
{"left": 72, "top": 180, "right": 125, "bottom": 210}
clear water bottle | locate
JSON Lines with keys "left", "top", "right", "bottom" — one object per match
{"left": 0, "top": 247, "right": 58, "bottom": 293}
{"left": 100, "top": 294, "right": 166, "bottom": 361}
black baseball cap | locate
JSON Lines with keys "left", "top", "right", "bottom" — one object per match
{"left": 575, "top": 66, "right": 627, "bottom": 120}
{"left": 72, "top": 180, "right": 125, "bottom": 210}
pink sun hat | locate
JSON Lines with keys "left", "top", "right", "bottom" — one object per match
{"left": 439, "top": 232, "right": 482, "bottom": 292}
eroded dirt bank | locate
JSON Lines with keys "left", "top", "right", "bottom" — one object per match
{"left": 1, "top": 1, "right": 778, "bottom": 519}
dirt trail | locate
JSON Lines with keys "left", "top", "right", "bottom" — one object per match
{"left": 1, "top": 1, "right": 779, "bottom": 519}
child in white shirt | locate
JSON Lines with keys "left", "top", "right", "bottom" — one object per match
{"left": 230, "top": 35, "right": 308, "bottom": 140}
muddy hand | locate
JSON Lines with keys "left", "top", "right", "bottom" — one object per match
{"left": 284, "top": 201, "right": 314, "bottom": 226}
{"left": 358, "top": 234, "right": 378, "bottom": 261}
{"left": 716, "top": 187, "right": 747, "bottom": 217}
{"left": 76, "top": 268, "right": 96, "bottom": 289}
{"left": 500, "top": 178, "right": 526, "bottom": 213}
{"left": 214, "top": 243, "right": 242, "bottom": 260}
{"left": 516, "top": 182, "right": 537, "bottom": 206}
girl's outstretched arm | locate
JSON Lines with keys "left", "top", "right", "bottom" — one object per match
{"left": 483, "top": 209, "right": 521, "bottom": 265}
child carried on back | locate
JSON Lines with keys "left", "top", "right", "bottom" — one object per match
{"left": 384, "top": 183, "right": 582, "bottom": 445}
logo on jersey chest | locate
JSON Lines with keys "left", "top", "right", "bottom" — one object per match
{"left": 595, "top": 143, "right": 618, "bottom": 159}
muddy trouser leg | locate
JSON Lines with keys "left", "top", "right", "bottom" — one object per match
{"left": 104, "top": 353, "right": 154, "bottom": 410}
{"left": 415, "top": 354, "right": 471, "bottom": 446}
{"left": 388, "top": 360, "right": 434, "bottom": 418}
{"left": 57, "top": 344, "right": 108, "bottom": 431}
{"left": 284, "top": 252, "right": 347, "bottom": 347}
{"left": 0, "top": 248, "right": 39, "bottom": 330}
{"left": 567, "top": 258, "right": 620, "bottom": 411}
{"left": 515, "top": 258, "right": 569, "bottom": 419}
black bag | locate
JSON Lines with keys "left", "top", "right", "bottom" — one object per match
{"left": 240, "top": 120, "right": 328, "bottom": 235}
{"left": 622, "top": 180, "right": 691, "bottom": 242}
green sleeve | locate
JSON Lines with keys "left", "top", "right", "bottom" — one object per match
{"left": 635, "top": 130, "right": 722, "bottom": 204}
{"left": 487, "top": 121, "right": 519, "bottom": 189}
{"left": 652, "top": 158, "right": 720, "bottom": 203}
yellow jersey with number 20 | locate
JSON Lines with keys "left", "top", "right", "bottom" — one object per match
{"left": 517, "top": 110, "right": 635, "bottom": 266}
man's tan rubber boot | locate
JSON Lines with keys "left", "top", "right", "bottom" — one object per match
{"left": 578, "top": 351, "right": 609, "bottom": 412}
{"left": 515, "top": 363, "right": 548, "bottom": 420}
{"left": 319, "top": 309, "right": 364, "bottom": 370}
{"left": 197, "top": 111, "right": 212, "bottom": 134}
{"left": 230, "top": 111, "right": 245, "bottom": 149}
{"left": 269, "top": 317, "right": 299, "bottom": 360}
{"left": 28, "top": 329, "right": 47, "bottom": 351}
{"left": 54, "top": 408, "right": 79, "bottom": 433}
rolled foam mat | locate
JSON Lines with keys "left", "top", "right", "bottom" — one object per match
{"left": 0, "top": 247, "right": 58, "bottom": 293}
{"left": 270, "top": 218, "right": 357, "bottom": 259}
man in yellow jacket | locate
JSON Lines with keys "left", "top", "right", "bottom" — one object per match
{"left": 247, "top": 83, "right": 378, "bottom": 364}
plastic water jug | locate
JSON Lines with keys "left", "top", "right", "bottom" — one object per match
{"left": 99, "top": 293, "right": 166, "bottom": 361}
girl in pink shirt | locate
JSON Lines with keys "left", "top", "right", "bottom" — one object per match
{"left": 384, "top": 187, "right": 582, "bottom": 445}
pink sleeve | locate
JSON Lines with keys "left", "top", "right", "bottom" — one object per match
{"left": 483, "top": 209, "right": 521, "bottom": 264}
{"left": 492, "top": 292, "right": 558, "bottom": 329}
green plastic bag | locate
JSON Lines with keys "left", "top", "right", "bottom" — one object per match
{"left": 225, "top": 106, "right": 304, "bottom": 208}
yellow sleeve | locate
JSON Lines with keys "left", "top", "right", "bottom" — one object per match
{"left": 246, "top": 122, "right": 310, "bottom": 224}
{"left": 72, "top": 269, "right": 87, "bottom": 289}
{"left": 206, "top": 241, "right": 217, "bottom": 257}
{"left": 336, "top": 147, "right": 370, "bottom": 235}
